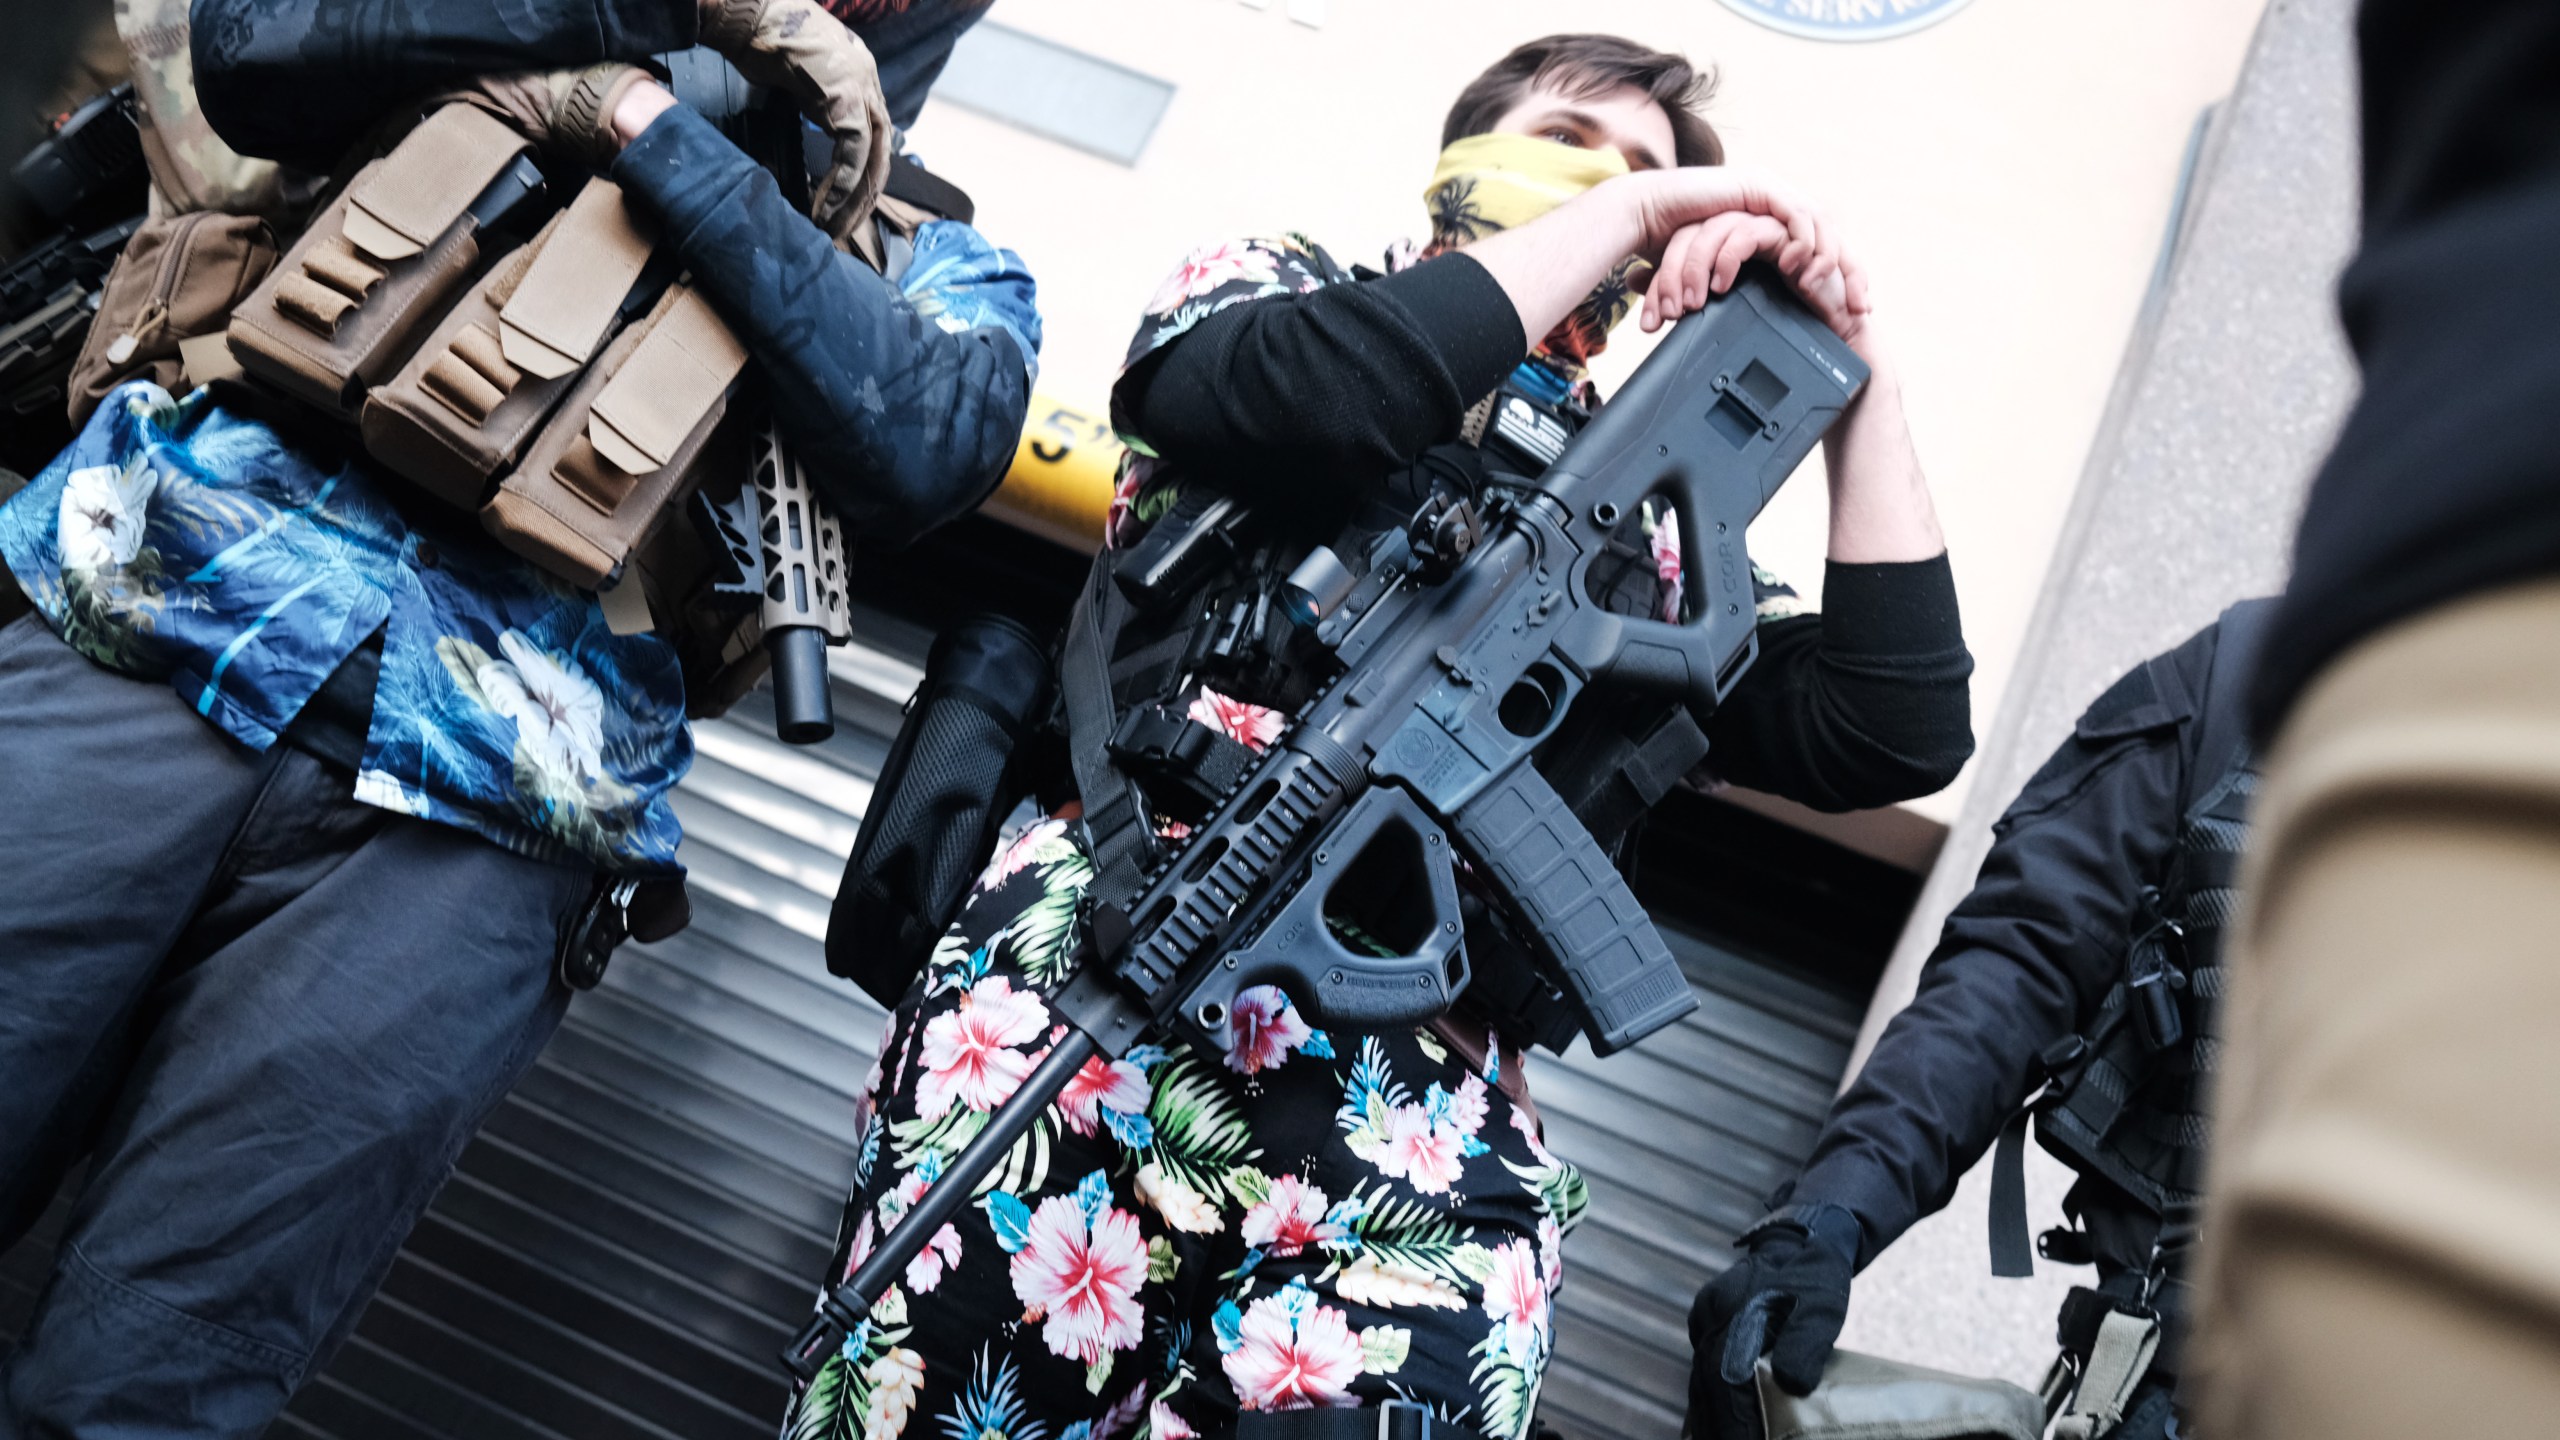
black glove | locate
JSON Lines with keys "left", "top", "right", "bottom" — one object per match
{"left": 1685, "top": 1205, "right": 1859, "bottom": 1440}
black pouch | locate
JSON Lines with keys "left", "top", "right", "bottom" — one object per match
{"left": 827, "top": 614, "right": 1055, "bottom": 1005}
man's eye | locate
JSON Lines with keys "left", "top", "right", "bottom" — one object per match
{"left": 1544, "top": 129, "right": 1582, "bottom": 147}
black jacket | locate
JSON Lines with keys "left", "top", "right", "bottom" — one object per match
{"left": 2256, "top": 0, "right": 2560, "bottom": 735}
{"left": 187, "top": 0, "right": 1029, "bottom": 543}
{"left": 1788, "top": 603, "right": 2267, "bottom": 1268}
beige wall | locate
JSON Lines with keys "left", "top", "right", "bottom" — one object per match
{"left": 908, "top": 0, "right": 2268, "bottom": 823}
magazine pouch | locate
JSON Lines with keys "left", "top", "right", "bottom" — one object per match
{"left": 228, "top": 104, "right": 536, "bottom": 417}
{"left": 361, "top": 178, "right": 659, "bottom": 508}
{"left": 482, "top": 279, "right": 748, "bottom": 588}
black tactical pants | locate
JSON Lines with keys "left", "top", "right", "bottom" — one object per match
{"left": 0, "top": 615, "right": 589, "bottom": 1437}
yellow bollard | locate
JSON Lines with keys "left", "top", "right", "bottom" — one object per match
{"left": 981, "top": 395, "right": 1122, "bottom": 551}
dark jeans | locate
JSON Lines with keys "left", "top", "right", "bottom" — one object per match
{"left": 0, "top": 615, "right": 589, "bottom": 1437}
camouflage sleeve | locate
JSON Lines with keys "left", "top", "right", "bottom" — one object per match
{"left": 614, "top": 104, "right": 1033, "bottom": 546}
{"left": 189, "top": 0, "right": 698, "bottom": 168}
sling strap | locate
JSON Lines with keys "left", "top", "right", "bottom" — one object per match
{"left": 1062, "top": 557, "right": 1162, "bottom": 909}
{"left": 2047, "top": 1309, "right": 2161, "bottom": 1440}
{"left": 1229, "top": 1401, "right": 1491, "bottom": 1440}
{"left": 1989, "top": 1104, "right": 2038, "bottom": 1279}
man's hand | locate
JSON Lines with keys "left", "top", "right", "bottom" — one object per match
{"left": 441, "top": 64, "right": 659, "bottom": 170}
{"left": 1462, "top": 164, "right": 1852, "bottom": 360}
{"left": 1640, "top": 211, "right": 1867, "bottom": 339}
{"left": 1686, "top": 1211, "right": 1856, "bottom": 1440}
{"left": 611, "top": 81, "right": 680, "bottom": 150}
{"left": 698, "top": 0, "right": 893, "bottom": 243}
{"left": 1616, "top": 167, "right": 1857, "bottom": 306}
{"left": 1618, "top": 181, "right": 1940, "bottom": 565}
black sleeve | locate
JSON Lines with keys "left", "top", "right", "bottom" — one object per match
{"left": 613, "top": 107, "right": 1029, "bottom": 545}
{"left": 190, "top": 0, "right": 698, "bottom": 170}
{"left": 1786, "top": 623, "right": 2222, "bottom": 1265}
{"left": 1112, "top": 253, "right": 1526, "bottom": 511}
{"left": 1703, "top": 555, "right": 1976, "bottom": 812}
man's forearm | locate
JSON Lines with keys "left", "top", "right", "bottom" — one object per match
{"left": 1456, "top": 183, "right": 1648, "bottom": 347}
{"left": 613, "top": 104, "right": 1028, "bottom": 543}
{"left": 1793, "top": 939, "right": 2082, "bottom": 1265}
{"left": 191, "top": 0, "right": 697, "bottom": 168}
{"left": 1820, "top": 350, "right": 1946, "bottom": 563}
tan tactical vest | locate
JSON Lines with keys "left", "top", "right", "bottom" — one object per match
{"left": 60, "top": 26, "right": 898, "bottom": 716}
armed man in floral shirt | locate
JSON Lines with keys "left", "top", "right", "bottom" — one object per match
{"left": 784, "top": 33, "right": 1974, "bottom": 1440}
{"left": 0, "top": 0, "right": 1034, "bottom": 1433}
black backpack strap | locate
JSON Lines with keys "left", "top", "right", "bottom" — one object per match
{"left": 1061, "top": 558, "right": 1160, "bottom": 910}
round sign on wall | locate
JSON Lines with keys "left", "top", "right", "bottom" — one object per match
{"left": 1716, "top": 0, "right": 1978, "bottom": 42}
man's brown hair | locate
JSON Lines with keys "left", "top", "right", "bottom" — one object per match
{"left": 1442, "top": 34, "right": 1724, "bottom": 169}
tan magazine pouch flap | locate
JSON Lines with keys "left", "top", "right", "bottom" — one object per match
{"left": 360, "top": 177, "right": 663, "bottom": 510}
{"left": 484, "top": 282, "right": 747, "bottom": 588}
{"left": 358, "top": 208, "right": 555, "bottom": 508}
{"left": 229, "top": 104, "right": 530, "bottom": 415}
{"left": 342, "top": 105, "right": 524, "bottom": 262}
{"left": 582, "top": 284, "right": 747, "bottom": 494}
{"left": 498, "top": 179, "right": 655, "bottom": 379}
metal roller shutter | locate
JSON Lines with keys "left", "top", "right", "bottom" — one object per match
{"left": 279, "top": 662, "right": 916, "bottom": 1440}
{"left": 0, "top": 524, "right": 1908, "bottom": 1440}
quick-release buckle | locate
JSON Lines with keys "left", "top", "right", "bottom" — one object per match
{"left": 2037, "top": 1351, "right": 2078, "bottom": 1425}
{"left": 1375, "top": 1399, "right": 1434, "bottom": 1440}
{"left": 1108, "top": 704, "right": 1204, "bottom": 768}
{"left": 557, "top": 877, "right": 638, "bottom": 991}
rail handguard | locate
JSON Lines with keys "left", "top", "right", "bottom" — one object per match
{"left": 783, "top": 265, "right": 1867, "bottom": 1381}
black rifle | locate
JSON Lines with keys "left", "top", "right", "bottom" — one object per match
{"left": 0, "top": 214, "right": 140, "bottom": 473}
{"left": 8, "top": 85, "right": 145, "bottom": 231}
{"left": 782, "top": 265, "right": 1868, "bottom": 1379}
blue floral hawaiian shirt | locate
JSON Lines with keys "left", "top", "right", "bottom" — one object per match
{"left": 0, "top": 215, "right": 1038, "bottom": 875}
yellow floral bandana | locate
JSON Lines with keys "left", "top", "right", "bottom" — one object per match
{"left": 1421, "top": 133, "right": 1642, "bottom": 376}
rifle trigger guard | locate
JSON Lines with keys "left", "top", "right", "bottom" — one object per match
{"left": 1181, "top": 785, "right": 1467, "bottom": 1047}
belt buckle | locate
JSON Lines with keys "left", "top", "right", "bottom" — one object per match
{"left": 1375, "top": 1400, "right": 1432, "bottom": 1440}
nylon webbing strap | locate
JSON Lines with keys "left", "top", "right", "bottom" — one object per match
{"left": 1989, "top": 1106, "right": 2036, "bottom": 1278}
{"left": 1062, "top": 560, "right": 1156, "bottom": 907}
{"left": 2051, "top": 1309, "right": 2161, "bottom": 1440}
{"left": 1230, "top": 1401, "right": 1489, "bottom": 1440}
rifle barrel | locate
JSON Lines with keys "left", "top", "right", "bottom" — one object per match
{"left": 783, "top": 1028, "right": 1102, "bottom": 1380}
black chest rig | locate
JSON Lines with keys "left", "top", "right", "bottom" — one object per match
{"left": 2007, "top": 758, "right": 2254, "bottom": 1411}
{"left": 2033, "top": 757, "right": 2253, "bottom": 1230}
{"left": 1071, "top": 366, "right": 1708, "bottom": 1052}
{"left": 1986, "top": 605, "right": 2270, "bottom": 1409}
{"left": 1988, "top": 605, "right": 2272, "bottom": 1286}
